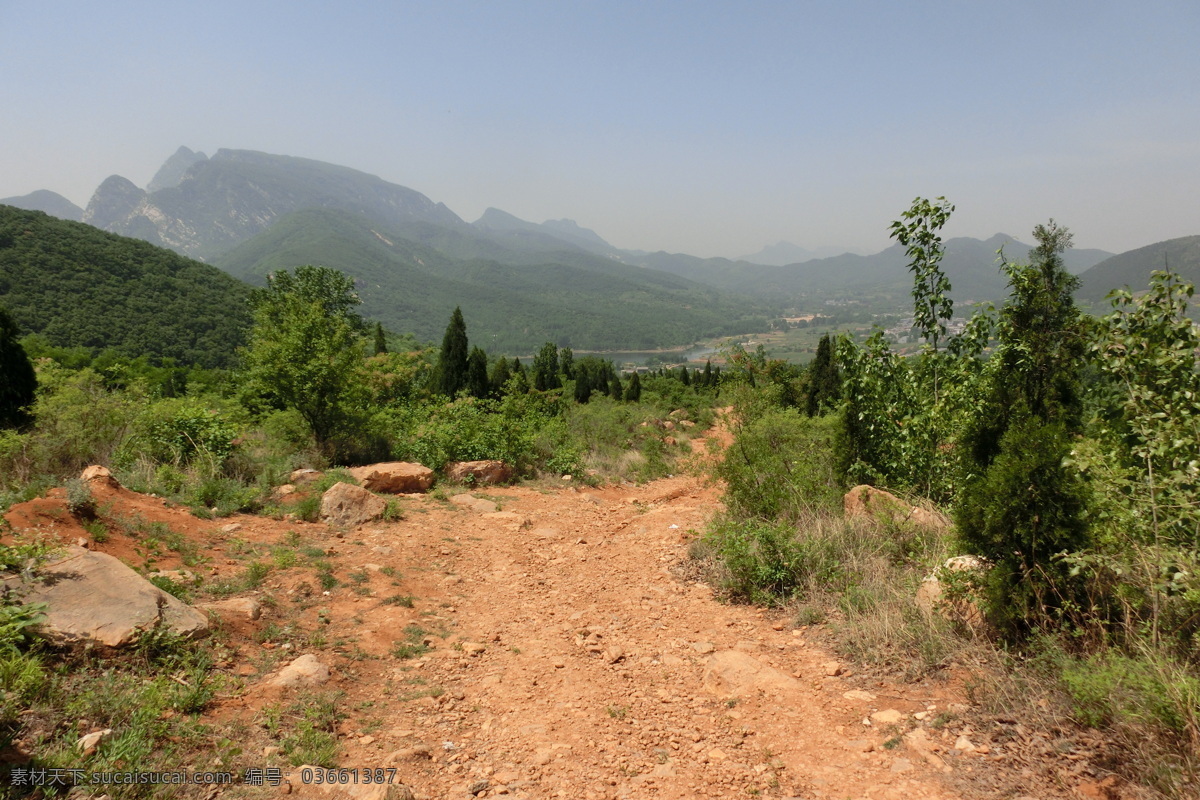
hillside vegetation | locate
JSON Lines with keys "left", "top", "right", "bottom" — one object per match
{"left": 0, "top": 206, "right": 251, "bottom": 368}
{"left": 217, "top": 208, "right": 768, "bottom": 351}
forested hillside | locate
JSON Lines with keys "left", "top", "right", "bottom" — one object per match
{"left": 216, "top": 208, "right": 770, "bottom": 351}
{"left": 0, "top": 206, "right": 251, "bottom": 368}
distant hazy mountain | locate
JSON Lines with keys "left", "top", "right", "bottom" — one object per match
{"left": 473, "top": 208, "right": 620, "bottom": 258}
{"left": 83, "top": 148, "right": 464, "bottom": 260}
{"left": 640, "top": 234, "right": 1111, "bottom": 305}
{"left": 1076, "top": 235, "right": 1200, "bottom": 303}
{"left": 736, "top": 241, "right": 854, "bottom": 266}
{"left": 0, "top": 189, "right": 83, "bottom": 222}
{"left": 146, "top": 145, "right": 207, "bottom": 192}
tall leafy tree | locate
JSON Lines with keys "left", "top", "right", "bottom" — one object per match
{"left": 560, "top": 347, "right": 575, "bottom": 380}
{"left": 0, "top": 306, "right": 37, "bottom": 429}
{"left": 437, "top": 307, "right": 469, "bottom": 397}
{"left": 240, "top": 266, "right": 365, "bottom": 457}
{"left": 574, "top": 372, "right": 592, "bottom": 404}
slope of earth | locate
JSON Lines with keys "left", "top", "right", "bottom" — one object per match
{"left": 3, "top": 437, "right": 1116, "bottom": 799}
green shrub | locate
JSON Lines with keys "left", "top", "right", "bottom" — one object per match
{"left": 64, "top": 477, "right": 96, "bottom": 518}
{"left": 718, "top": 410, "right": 841, "bottom": 522}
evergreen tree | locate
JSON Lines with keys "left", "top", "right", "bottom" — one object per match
{"left": 0, "top": 306, "right": 37, "bottom": 430}
{"left": 489, "top": 356, "right": 511, "bottom": 397}
{"left": 466, "top": 346, "right": 490, "bottom": 399}
{"left": 702, "top": 359, "right": 714, "bottom": 388}
{"left": 560, "top": 347, "right": 575, "bottom": 380}
{"left": 609, "top": 372, "right": 623, "bottom": 400}
{"left": 574, "top": 372, "right": 592, "bottom": 404}
{"left": 805, "top": 334, "right": 841, "bottom": 417}
{"left": 510, "top": 358, "right": 529, "bottom": 394}
{"left": 593, "top": 369, "right": 609, "bottom": 397}
{"left": 437, "top": 307, "right": 469, "bottom": 397}
{"left": 624, "top": 372, "right": 642, "bottom": 402}
{"left": 373, "top": 322, "right": 388, "bottom": 355}
{"left": 956, "top": 221, "right": 1090, "bottom": 639}
{"left": 680, "top": 366, "right": 691, "bottom": 386}
{"left": 533, "top": 342, "right": 561, "bottom": 391}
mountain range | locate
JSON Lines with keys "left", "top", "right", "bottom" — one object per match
{"left": 4, "top": 146, "right": 1198, "bottom": 354}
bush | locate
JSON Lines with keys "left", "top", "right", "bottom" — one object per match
{"left": 718, "top": 410, "right": 841, "bottom": 522}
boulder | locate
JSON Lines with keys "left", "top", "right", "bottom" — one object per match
{"left": 320, "top": 482, "right": 386, "bottom": 528}
{"left": 348, "top": 462, "right": 434, "bottom": 494}
{"left": 290, "top": 468, "right": 323, "bottom": 485}
{"left": 268, "top": 654, "right": 331, "bottom": 689}
{"left": 1, "top": 546, "right": 208, "bottom": 648}
{"left": 843, "top": 485, "right": 946, "bottom": 528}
{"left": 80, "top": 464, "right": 120, "bottom": 489}
{"left": 197, "top": 596, "right": 262, "bottom": 621}
{"left": 702, "top": 650, "right": 801, "bottom": 697}
{"left": 445, "top": 460, "right": 513, "bottom": 486}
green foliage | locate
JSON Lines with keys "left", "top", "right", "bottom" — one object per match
{"left": 240, "top": 265, "right": 367, "bottom": 458}
{"left": 624, "top": 371, "right": 642, "bottom": 403}
{"left": 437, "top": 306, "right": 469, "bottom": 397}
{"left": 719, "top": 411, "right": 841, "bottom": 522}
{"left": 0, "top": 305, "right": 36, "bottom": 430}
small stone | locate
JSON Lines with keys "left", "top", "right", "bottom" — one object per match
{"left": 386, "top": 744, "right": 433, "bottom": 763}
{"left": 603, "top": 646, "right": 624, "bottom": 664}
{"left": 707, "top": 748, "right": 728, "bottom": 761}
{"left": 870, "top": 709, "right": 905, "bottom": 725}
{"left": 954, "top": 735, "right": 977, "bottom": 752}
{"left": 221, "top": 522, "right": 242, "bottom": 533}
{"left": 466, "top": 779, "right": 489, "bottom": 795}
{"left": 842, "top": 690, "right": 877, "bottom": 702}
{"left": 692, "top": 641, "right": 716, "bottom": 655}
{"left": 359, "top": 735, "right": 375, "bottom": 745}
{"left": 77, "top": 728, "right": 114, "bottom": 756}
{"left": 914, "top": 711, "right": 928, "bottom": 721}
{"left": 552, "top": 658, "right": 565, "bottom": 669}
{"left": 823, "top": 661, "right": 844, "bottom": 677}
{"left": 463, "top": 642, "right": 487, "bottom": 656}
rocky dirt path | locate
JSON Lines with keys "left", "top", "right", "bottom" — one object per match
{"left": 236, "top": 434, "right": 985, "bottom": 800}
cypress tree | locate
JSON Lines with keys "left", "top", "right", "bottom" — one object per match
{"left": 466, "top": 346, "right": 489, "bottom": 399}
{"left": 574, "top": 372, "right": 592, "bottom": 404}
{"left": 510, "top": 358, "right": 529, "bottom": 394}
{"left": 489, "top": 356, "right": 511, "bottom": 397}
{"left": 609, "top": 372, "right": 623, "bottom": 400}
{"left": 624, "top": 372, "right": 642, "bottom": 403}
{"left": 806, "top": 334, "right": 840, "bottom": 417}
{"left": 702, "top": 359, "right": 713, "bottom": 388}
{"left": 373, "top": 322, "right": 388, "bottom": 355}
{"left": 533, "top": 342, "right": 561, "bottom": 391}
{"left": 560, "top": 347, "right": 575, "bottom": 380}
{"left": 680, "top": 366, "right": 691, "bottom": 386}
{"left": 437, "top": 307, "right": 469, "bottom": 397}
{"left": 593, "top": 369, "right": 609, "bottom": 397}
{"left": 956, "top": 221, "right": 1089, "bottom": 639}
{"left": 0, "top": 306, "right": 37, "bottom": 430}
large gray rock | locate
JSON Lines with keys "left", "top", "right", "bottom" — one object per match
{"left": 320, "top": 482, "right": 387, "bottom": 528}
{"left": 348, "top": 462, "right": 434, "bottom": 494}
{"left": 1, "top": 546, "right": 208, "bottom": 648}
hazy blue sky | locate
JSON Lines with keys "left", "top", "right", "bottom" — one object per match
{"left": 2, "top": 1, "right": 1197, "bottom": 257}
